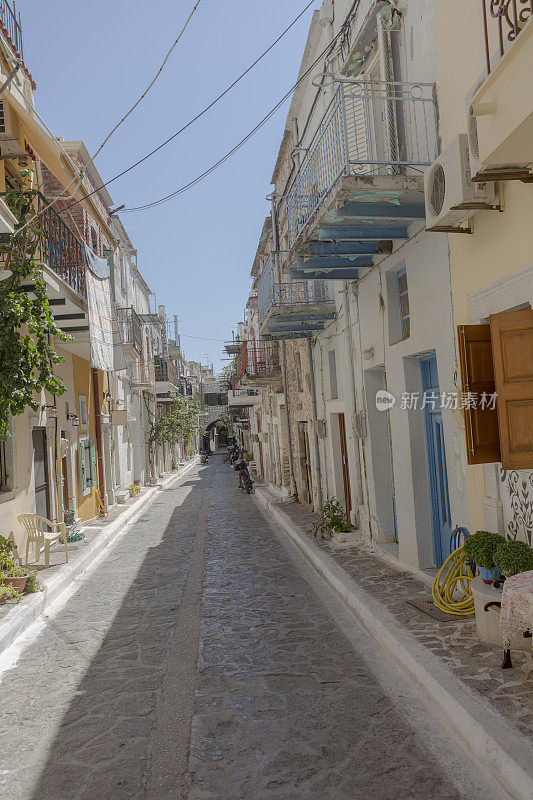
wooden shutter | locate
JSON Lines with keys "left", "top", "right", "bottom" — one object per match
{"left": 88, "top": 439, "right": 97, "bottom": 486}
{"left": 457, "top": 324, "right": 501, "bottom": 464}
{"left": 490, "top": 308, "right": 533, "bottom": 470}
{"left": 78, "top": 441, "right": 87, "bottom": 492}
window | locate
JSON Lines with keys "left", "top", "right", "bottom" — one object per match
{"left": 0, "top": 440, "right": 10, "bottom": 492}
{"left": 397, "top": 267, "right": 410, "bottom": 339}
{"left": 328, "top": 350, "right": 338, "bottom": 399}
{"left": 78, "top": 395, "right": 88, "bottom": 431}
{"left": 77, "top": 436, "right": 97, "bottom": 495}
{"left": 90, "top": 227, "right": 98, "bottom": 253}
{"left": 295, "top": 352, "right": 303, "bottom": 392}
{"left": 458, "top": 308, "right": 533, "bottom": 469}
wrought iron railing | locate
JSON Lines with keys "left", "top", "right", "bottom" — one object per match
{"left": 235, "top": 341, "right": 280, "bottom": 382}
{"left": 116, "top": 306, "right": 142, "bottom": 355}
{"left": 1, "top": 191, "right": 87, "bottom": 297}
{"left": 0, "top": 1, "right": 23, "bottom": 58}
{"left": 155, "top": 355, "right": 178, "bottom": 386}
{"left": 285, "top": 79, "right": 438, "bottom": 246}
{"left": 481, "top": 0, "right": 532, "bottom": 74}
{"left": 130, "top": 359, "right": 155, "bottom": 387}
{"left": 257, "top": 251, "right": 333, "bottom": 325}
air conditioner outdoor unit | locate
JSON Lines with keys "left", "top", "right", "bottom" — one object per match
{"left": 424, "top": 134, "right": 498, "bottom": 233}
{"left": 466, "top": 82, "right": 533, "bottom": 181}
{"left": 0, "top": 100, "right": 25, "bottom": 158}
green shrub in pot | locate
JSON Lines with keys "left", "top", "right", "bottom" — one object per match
{"left": 463, "top": 530, "right": 504, "bottom": 569}
{"left": 493, "top": 539, "right": 533, "bottom": 578}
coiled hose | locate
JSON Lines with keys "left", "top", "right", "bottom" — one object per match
{"left": 432, "top": 546, "right": 476, "bottom": 616}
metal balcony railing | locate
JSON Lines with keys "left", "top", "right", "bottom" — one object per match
{"left": 116, "top": 306, "right": 142, "bottom": 355}
{"left": 481, "top": 0, "right": 532, "bottom": 74}
{"left": 131, "top": 359, "right": 155, "bottom": 388}
{"left": 257, "top": 251, "right": 333, "bottom": 325}
{"left": 1, "top": 191, "right": 87, "bottom": 297}
{"left": 155, "top": 355, "right": 178, "bottom": 386}
{"left": 0, "top": 1, "right": 23, "bottom": 58}
{"left": 235, "top": 341, "right": 280, "bottom": 382}
{"left": 285, "top": 79, "right": 438, "bottom": 246}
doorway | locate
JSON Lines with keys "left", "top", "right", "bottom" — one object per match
{"left": 297, "top": 421, "right": 313, "bottom": 504}
{"left": 338, "top": 413, "right": 352, "bottom": 520}
{"left": 421, "top": 355, "right": 452, "bottom": 566}
{"left": 61, "top": 430, "right": 69, "bottom": 511}
{"left": 32, "top": 428, "right": 50, "bottom": 519}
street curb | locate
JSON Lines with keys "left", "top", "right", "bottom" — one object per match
{"left": 255, "top": 485, "right": 533, "bottom": 800}
{"left": 0, "top": 457, "right": 199, "bottom": 658}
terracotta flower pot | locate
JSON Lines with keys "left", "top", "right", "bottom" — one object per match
{"left": 4, "top": 575, "right": 28, "bottom": 593}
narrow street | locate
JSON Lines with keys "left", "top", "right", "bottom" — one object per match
{"left": 0, "top": 455, "right": 498, "bottom": 800}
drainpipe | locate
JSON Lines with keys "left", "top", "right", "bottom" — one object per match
{"left": 269, "top": 193, "right": 297, "bottom": 497}
{"left": 307, "top": 337, "right": 323, "bottom": 511}
{"left": 91, "top": 368, "right": 106, "bottom": 498}
{"left": 342, "top": 280, "right": 363, "bottom": 509}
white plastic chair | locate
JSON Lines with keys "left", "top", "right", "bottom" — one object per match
{"left": 17, "top": 514, "right": 68, "bottom": 569}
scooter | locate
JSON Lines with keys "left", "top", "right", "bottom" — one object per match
{"left": 233, "top": 456, "right": 254, "bottom": 493}
{"left": 200, "top": 450, "right": 209, "bottom": 464}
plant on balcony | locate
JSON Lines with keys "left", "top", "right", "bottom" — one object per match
{"left": 493, "top": 539, "right": 533, "bottom": 578}
{"left": 311, "top": 498, "right": 353, "bottom": 540}
{"left": 0, "top": 172, "right": 70, "bottom": 440}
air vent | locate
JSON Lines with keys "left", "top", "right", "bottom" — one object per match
{"left": 468, "top": 106, "right": 479, "bottom": 162}
{"left": 429, "top": 164, "right": 446, "bottom": 217}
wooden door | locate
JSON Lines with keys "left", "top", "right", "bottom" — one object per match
{"left": 491, "top": 308, "right": 533, "bottom": 469}
{"left": 32, "top": 428, "right": 50, "bottom": 519}
{"left": 338, "top": 413, "right": 352, "bottom": 520}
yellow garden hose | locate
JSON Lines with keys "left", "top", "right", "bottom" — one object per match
{"left": 432, "top": 546, "right": 475, "bottom": 616}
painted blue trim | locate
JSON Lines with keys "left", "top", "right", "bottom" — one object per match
{"left": 333, "top": 202, "right": 426, "bottom": 220}
{"left": 304, "top": 241, "right": 383, "bottom": 256}
{"left": 397, "top": 266, "right": 410, "bottom": 340}
{"left": 298, "top": 256, "right": 373, "bottom": 269}
{"left": 319, "top": 225, "right": 408, "bottom": 241}
{"left": 290, "top": 269, "right": 361, "bottom": 281}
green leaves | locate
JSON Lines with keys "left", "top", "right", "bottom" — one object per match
{"left": 0, "top": 184, "right": 67, "bottom": 440}
{"left": 144, "top": 392, "right": 201, "bottom": 458}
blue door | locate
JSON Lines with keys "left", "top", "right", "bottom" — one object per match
{"left": 420, "top": 356, "right": 452, "bottom": 566}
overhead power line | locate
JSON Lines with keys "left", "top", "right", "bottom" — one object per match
{"left": 54, "top": 0, "right": 321, "bottom": 217}
{"left": 91, "top": 0, "right": 203, "bottom": 160}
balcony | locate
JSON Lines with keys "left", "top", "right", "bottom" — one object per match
{"left": 116, "top": 307, "right": 142, "bottom": 360}
{"left": 228, "top": 389, "right": 260, "bottom": 408}
{"left": 155, "top": 355, "right": 179, "bottom": 401}
{"left": 235, "top": 341, "right": 281, "bottom": 388}
{"left": 470, "top": 6, "right": 533, "bottom": 180}
{"left": 257, "top": 252, "right": 335, "bottom": 340}
{"left": 284, "top": 78, "right": 437, "bottom": 269}
{"left": 131, "top": 359, "right": 155, "bottom": 389}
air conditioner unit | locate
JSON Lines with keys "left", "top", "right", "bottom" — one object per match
{"left": 466, "top": 81, "right": 533, "bottom": 181}
{"left": 0, "top": 100, "right": 25, "bottom": 158}
{"left": 424, "top": 134, "right": 498, "bottom": 232}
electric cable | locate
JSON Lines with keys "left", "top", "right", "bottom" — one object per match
{"left": 91, "top": 0, "right": 202, "bottom": 160}
{"left": 12, "top": 0, "right": 317, "bottom": 231}
{"left": 59, "top": 5, "right": 346, "bottom": 216}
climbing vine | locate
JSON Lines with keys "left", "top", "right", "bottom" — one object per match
{"left": 0, "top": 171, "right": 70, "bottom": 439}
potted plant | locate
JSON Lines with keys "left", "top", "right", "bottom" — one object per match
{"left": 0, "top": 535, "right": 29, "bottom": 593}
{"left": 493, "top": 539, "right": 533, "bottom": 578}
{"left": 311, "top": 498, "right": 353, "bottom": 540}
{"left": 0, "top": 583, "right": 22, "bottom": 605}
{"left": 463, "top": 530, "right": 504, "bottom": 583}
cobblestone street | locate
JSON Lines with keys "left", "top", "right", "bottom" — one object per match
{"left": 0, "top": 456, "right": 499, "bottom": 800}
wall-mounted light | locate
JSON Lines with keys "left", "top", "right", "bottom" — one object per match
{"left": 67, "top": 412, "right": 80, "bottom": 426}
{"left": 41, "top": 403, "right": 58, "bottom": 418}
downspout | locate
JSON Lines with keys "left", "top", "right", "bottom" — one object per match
{"left": 91, "top": 368, "right": 106, "bottom": 499}
{"left": 342, "top": 280, "right": 363, "bottom": 509}
{"left": 270, "top": 193, "right": 297, "bottom": 496}
{"left": 307, "top": 337, "right": 323, "bottom": 511}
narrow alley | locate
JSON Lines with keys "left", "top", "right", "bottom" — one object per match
{"left": 0, "top": 456, "right": 499, "bottom": 800}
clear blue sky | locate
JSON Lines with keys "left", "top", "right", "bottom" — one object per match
{"left": 21, "top": 0, "right": 320, "bottom": 371}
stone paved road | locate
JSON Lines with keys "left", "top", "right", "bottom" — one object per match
{"left": 0, "top": 456, "right": 499, "bottom": 800}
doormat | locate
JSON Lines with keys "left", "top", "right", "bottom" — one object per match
{"left": 406, "top": 597, "right": 469, "bottom": 622}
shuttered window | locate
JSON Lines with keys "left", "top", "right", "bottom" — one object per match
{"left": 78, "top": 437, "right": 97, "bottom": 495}
{"left": 457, "top": 307, "right": 533, "bottom": 469}
{"left": 328, "top": 350, "right": 338, "bottom": 399}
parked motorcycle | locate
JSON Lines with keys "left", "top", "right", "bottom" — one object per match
{"left": 233, "top": 456, "right": 254, "bottom": 493}
{"left": 200, "top": 450, "right": 209, "bottom": 464}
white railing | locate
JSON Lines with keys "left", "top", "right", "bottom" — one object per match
{"left": 286, "top": 79, "right": 438, "bottom": 246}
{"left": 257, "top": 251, "right": 334, "bottom": 325}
